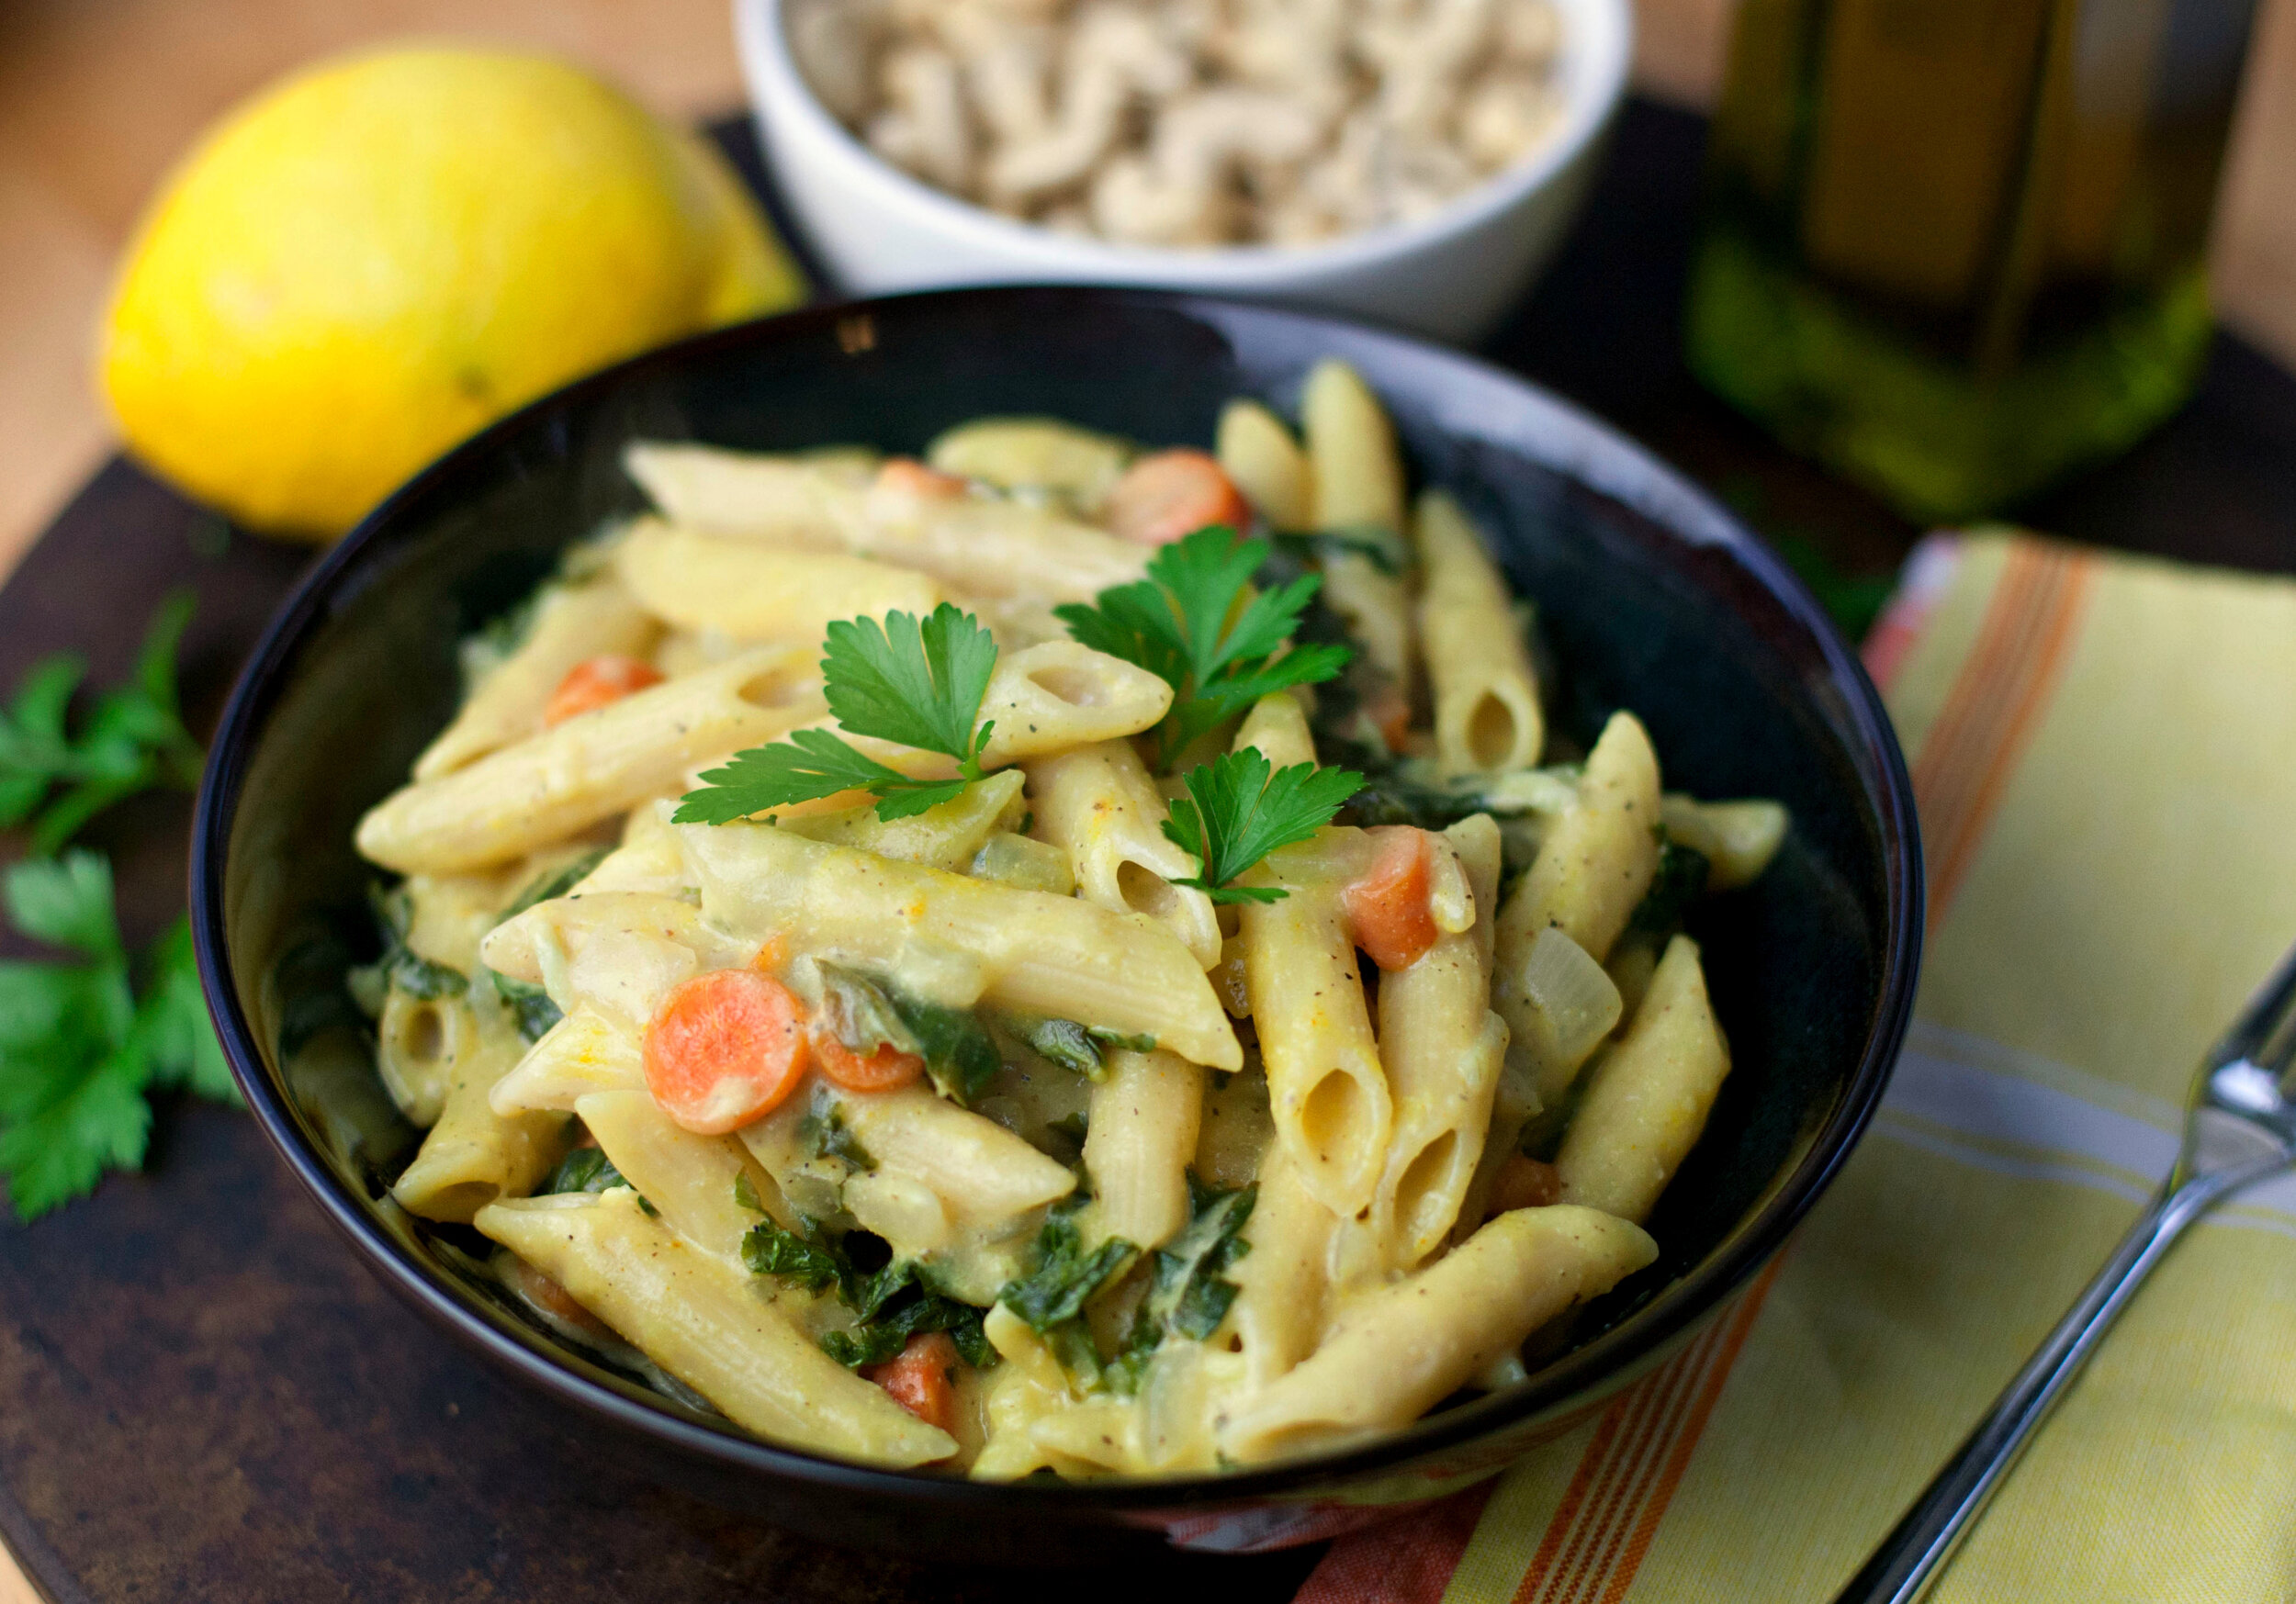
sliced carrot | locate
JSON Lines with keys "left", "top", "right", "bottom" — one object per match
{"left": 1490, "top": 1153, "right": 1563, "bottom": 1215}
{"left": 865, "top": 1331, "right": 959, "bottom": 1435}
{"left": 875, "top": 457, "right": 970, "bottom": 499}
{"left": 643, "top": 970, "right": 808, "bottom": 1135}
{"left": 545, "top": 654, "right": 665, "bottom": 726}
{"left": 813, "top": 1029, "right": 926, "bottom": 1094}
{"left": 1343, "top": 826, "right": 1439, "bottom": 970}
{"left": 1104, "top": 449, "right": 1252, "bottom": 545}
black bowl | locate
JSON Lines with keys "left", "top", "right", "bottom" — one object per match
{"left": 192, "top": 286, "right": 1921, "bottom": 1565}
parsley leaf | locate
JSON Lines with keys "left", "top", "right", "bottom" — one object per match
{"left": 997, "top": 1194, "right": 1138, "bottom": 1332}
{"left": 674, "top": 730, "right": 967, "bottom": 825}
{"left": 0, "top": 592, "right": 206, "bottom": 856}
{"left": 1054, "top": 527, "right": 1352, "bottom": 768}
{"left": 1161, "top": 748, "right": 1363, "bottom": 904}
{"left": 675, "top": 605, "right": 999, "bottom": 824}
{"left": 0, "top": 852, "right": 242, "bottom": 1220}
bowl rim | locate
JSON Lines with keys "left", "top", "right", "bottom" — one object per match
{"left": 192, "top": 283, "right": 1921, "bottom": 1514}
{"left": 735, "top": 0, "right": 1634, "bottom": 283}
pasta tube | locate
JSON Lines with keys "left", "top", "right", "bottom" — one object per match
{"left": 488, "top": 1005, "right": 646, "bottom": 1116}
{"left": 481, "top": 891, "right": 751, "bottom": 1026}
{"left": 676, "top": 824, "right": 1243, "bottom": 1070}
{"left": 1413, "top": 490, "right": 1543, "bottom": 775}
{"left": 1232, "top": 691, "right": 1318, "bottom": 769}
{"left": 613, "top": 518, "right": 945, "bottom": 645}
{"left": 1215, "top": 399, "right": 1311, "bottom": 530}
{"left": 356, "top": 647, "right": 825, "bottom": 874}
{"left": 1221, "top": 1145, "right": 1335, "bottom": 1386}
{"left": 1025, "top": 740, "right": 1221, "bottom": 969}
{"left": 392, "top": 1008, "right": 566, "bottom": 1223}
{"left": 779, "top": 769, "right": 1027, "bottom": 872}
{"left": 926, "top": 417, "right": 1131, "bottom": 510}
{"left": 625, "top": 442, "right": 1150, "bottom": 602}
{"left": 1493, "top": 708, "right": 1662, "bottom": 1025}
{"left": 1241, "top": 879, "right": 1391, "bottom": 1216}
{"left": 1660, "top": 796, "right": 1789, "bottom": 889}
{"left": 412, "top": 575, "right": 658, "bottom": 781}
{"left": 1557, "top": 936, "right": 1731, "bottom": 1225}
{"left": 1216, "top": 1206, "right": 1657, "bottom": 1463}
{"left": 478, "top": 1191, "right": 958, "bottom": 1466}
{"left": 577, "top": 1089, "right": 761, "bottom": 1262}
{"left": 1364, "top": 842, "right": 1509, "bottom": 1270}
{"left": 1084, "top": 1049, "right": 1207, "bottom": 1251}
{"left": 1301, "top": 360, "right": 1416, "bottom": 697}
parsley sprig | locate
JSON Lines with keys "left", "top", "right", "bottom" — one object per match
{"left": 675, "top": 605, "right": 1000, "bottom": 824}
{"left": 0, "top": 852, "right": 238, "bottom": 1220}
{"left": 1053, "top": 527, "right": 1352, "bottom": 769}
{"left": 0, "top": 592, "right": 204, "bottom": 856}
{"left": 1162, "top": 748, "right": 1363, "bottom": 904}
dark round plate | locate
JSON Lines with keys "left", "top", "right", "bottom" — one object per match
{"left": 190, "top": 285, "right": 1921, "bottom": 1564}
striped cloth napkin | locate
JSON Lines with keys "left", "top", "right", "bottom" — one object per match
{"left": 1297, "top": 531, "right": 2296, "bottom": 1604}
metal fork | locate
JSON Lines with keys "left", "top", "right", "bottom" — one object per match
{"left": 1835, "top": 937, "right": 2296, "bottom": 1604}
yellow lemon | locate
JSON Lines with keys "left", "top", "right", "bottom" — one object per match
{"left": 99, "top": 45, "right": 805, "bottom": 540}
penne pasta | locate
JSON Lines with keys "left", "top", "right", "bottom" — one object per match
{"left": 1557, "top": 936, "right": 1732, "bottom": 1225}
{"left": 352, "top": 382, "right": 1782, "bottom": 1478}
{"left": 392, "top": 1006, "right": 567, "bottom": 1223}
{"left": 1241, "top": 876, "right": 1391, "bottom": 1217}
{"left": 677, "top": 823, "right": 1242, "bottom": 1070}
{"left": 1215, "top": 398, "right": 1311, "bottom": 530}
{"left": 1414, "top": 490, "right": 1544, "bottom": 775}
{"left": 477, "top": 1190, "right": 958, "bottom": 1465}
{"left": 1025, "top": 740, "right": 1221, "bottom": 969}
{"left": 356, "top": 647, "right": 825, "bottom": 874}
{"left": 1084, "top": 1048, "right": 1207, "bottom": 1251}
{"left": 625, "top": 441, "right": 1150, "bottom": 602}
{"left": 412, "top": 575, "right": 658, "bottom": 781}
{"left": 614, "top": 517, "right": 945, "bottom": 646}
{"left": 1216, "top": 1206, "right": 1657, "bottom": 1462}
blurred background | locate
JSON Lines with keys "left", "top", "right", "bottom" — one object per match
{"left": 4, "top": 0, "right": 2292, "bottom": 565}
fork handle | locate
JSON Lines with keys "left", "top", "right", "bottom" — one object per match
{"left": 1830, "top": 1161, "right": 2280, "bottom": 1604}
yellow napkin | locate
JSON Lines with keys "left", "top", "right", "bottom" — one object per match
{"left": 1299, "top": 531, "right": 2296, "bottom": 1604}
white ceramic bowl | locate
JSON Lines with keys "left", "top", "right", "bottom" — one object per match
{"left": 735, "top": 0, "right": 1632, "bottom": 344}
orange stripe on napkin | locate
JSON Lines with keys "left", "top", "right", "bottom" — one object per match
{"left": 1293, "top": 1479, "right": 1499, "bottom": 1604}
{"left": 1906, "top": 543, "right": 2094, "bottom": 936}
{"left": 1290, "top": 535, "right": 2097, "bottom": 1604}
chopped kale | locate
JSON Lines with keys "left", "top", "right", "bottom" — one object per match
{"left": 739, "top": 1216, "right": 842, "bottom": 1292}
{"left": 732, "top": 1172, "right": 764, "bottom": 1215}
{"left": 1145, "top": 1175, "right": 1256, "bottom": 1340}
{"left": 490, "top": 971, "right": 562, "bottom": 1042}
{"left": 357, "top": 885, "right": 466, "bottom": 1000}
{"left": 546, "top": 1146, "right": 631, "bottom": 1196}
{"left": 816, "top": 961, "right": 1002, "bottom": 1105}
{"left": 1628, "top": 839, "right": 1711, "bottom": 941}
{"left": 814, "top": 962, "right": 916, "bottom": 1059}
{"left": 1008, "top": 1016, "right": 1158, "bottom": 1081}
{"left": 890, "top": 992, "right": 1003, "bottom": 1105}
{"left": 740, "top": 1208, "right": 999, "bottom": 1372}
{"left": 821, "top": 1276, "right": 993, "bottom": 1371}
{"left": 797, "top": 1101, "right": 876, "bottom": 1171}
{"left": 997, "top": 1194, "right": 1138, "bottom": 1333}
{"left": 497, "top": 847, "right": 609, "bottom": 924}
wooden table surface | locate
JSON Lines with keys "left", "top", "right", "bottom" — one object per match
{"left": 6, "top": 3, "right": 2296, "bottom": 1600}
